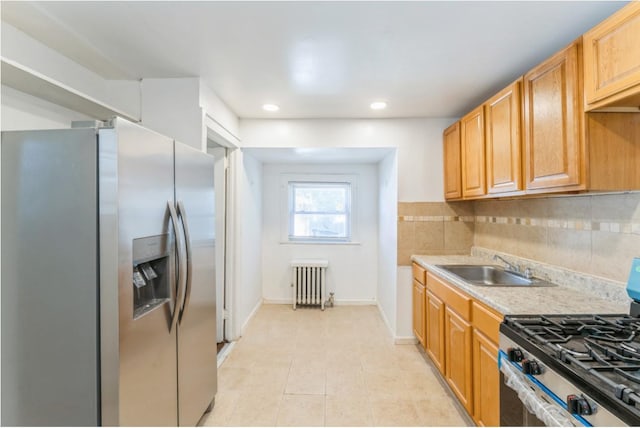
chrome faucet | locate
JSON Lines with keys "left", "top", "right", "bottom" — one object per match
{"left": 494, "top": 255, "right": 518, "bottom": 271}
{"left": 494, "top": 255, "right": 534, "bottom": 279}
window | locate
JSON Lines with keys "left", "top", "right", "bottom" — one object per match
{"left": 288, "top": 182, "right": 351, "bottom": 241}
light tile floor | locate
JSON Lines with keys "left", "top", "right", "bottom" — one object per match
{"left": 202, "top": 304, "right": 470, "bottom": 427}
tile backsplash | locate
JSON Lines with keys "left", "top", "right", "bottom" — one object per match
{"left": 397, "top": 202, "right": 474, "bottom": 265}
{"left": 399, "top": 192, "right": 640, "bottom": 283}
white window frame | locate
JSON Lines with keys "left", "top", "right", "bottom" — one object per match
{"left": 280, "top": 173, "right": 358, "bottom": 245}
{"left": 288, "top": 181, "right": 352, "bottom": 242}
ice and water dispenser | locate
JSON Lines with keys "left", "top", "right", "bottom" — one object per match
{"left": 132, "top": 234, "right": 171, "bottom": 319}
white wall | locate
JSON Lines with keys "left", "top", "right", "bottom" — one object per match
{"left": 262, "top": 163, "right": 378, "bottom": 304}
{"left": 2, "top": 23, "right": 141, "bottom": 120}
{"left": 200, "top": 82, "right": 240, "bottom": 141}
{"left": 377, "top": 151, "right": 399, "bottom": 335}
{"left": 240, "top": 118, "right": 453, "bottom": 340}
{"left": 2, "top": 25, "right": 240, "bottom": 150}
{"left": 1, "top": 85, "right": 92, "bottom": 130}
{"left": 233, "top": 151, "right": 264, "bottom": 336}
{"left": 396, "top": 267, "right": 414, "bottom": 341}
{"left": 140, "top": 78, "right": 242, "bottom": 152}
{"left": 140, "top": 78, "right": 204, "bottom": 150}
{"left": 239, "top": 118, "right": 455, "bottom": 201}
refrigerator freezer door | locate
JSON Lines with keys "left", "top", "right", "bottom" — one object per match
{"left": 1, "top": 129, "right": 100, "bottom": 426}
{"left": 174, "top": 142, "right": 217, "bottom": 426}
{"left": 99, "top": 119, "right": 179, "bottom": 426}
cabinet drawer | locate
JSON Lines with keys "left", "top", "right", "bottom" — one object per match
{"left": 412, "top": 263, "right": 426, "bottom": 285}
{"left": 427, "top": 272, "right": 471, "bottom": 320}
{"left": 472, "top": 301, "right": 503, "bottom": 344}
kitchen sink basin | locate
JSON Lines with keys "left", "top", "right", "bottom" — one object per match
{"left": 435, "top": 264, "right": 557, "bottom": 287}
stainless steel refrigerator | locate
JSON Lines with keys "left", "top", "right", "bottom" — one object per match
{"left": 1, "top": 118, "right": 217, "bottom": 426}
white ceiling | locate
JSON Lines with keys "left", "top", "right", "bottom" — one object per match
{"left": 243, "top": 147, "right": 394, "bottom": 164}
{"left": 1, "top": 1, "right": 628, "bottom": 119}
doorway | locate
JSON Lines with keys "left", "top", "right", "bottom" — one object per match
{"left": 207, "top": 141, "right": 229, "bottom": 351}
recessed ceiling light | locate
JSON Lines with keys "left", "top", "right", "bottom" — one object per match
{"left": 262, "top": 103, "right": 280, "bottom": 112}
{"left": 370, "top": 101, "right": 387, "bottom": 110}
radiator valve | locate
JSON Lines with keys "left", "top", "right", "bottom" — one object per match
{"left": 326, "top": 292, "right": 335, "bottom": 308}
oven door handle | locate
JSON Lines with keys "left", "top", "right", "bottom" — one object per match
{"left": 499, "top": 351, "right": 583, "bottom": 427}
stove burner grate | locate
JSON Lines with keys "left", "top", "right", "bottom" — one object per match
{"left": 506, "top": 314, "right": 640, "bottom": 410}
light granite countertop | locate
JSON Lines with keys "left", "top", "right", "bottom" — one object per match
{"left": 411, "top": 254, "right": 629, "bottom": 315}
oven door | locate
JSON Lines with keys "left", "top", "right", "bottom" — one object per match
{"left": 499, "top": 351, "right": 584, "bottom": 427}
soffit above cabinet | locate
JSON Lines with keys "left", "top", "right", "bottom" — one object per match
{"left": 1, "top": 57, "right": 140, "bottom": 122}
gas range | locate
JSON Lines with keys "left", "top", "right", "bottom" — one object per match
{"left": 500, "top": 313, "right": 640, "bottom": 426}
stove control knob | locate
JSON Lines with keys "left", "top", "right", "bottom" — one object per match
{"left": 567, "top": 394, "right": 597, "bottom": 416}
{"left": 507, "top": 347, "right": 524, "bottom": 362}
{"left": 522, "top": 359, "right": 542, "bottom": 375}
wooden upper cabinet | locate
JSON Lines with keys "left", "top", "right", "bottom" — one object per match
{"left": 460, "top": 106, "right": 486, "bottom": 198}
{"left": 587, "top": 113, "right": 640, "bottom": 191}
{"left": 443, "top": 122, "right": 462, "bottom": 200}
{"left": 583, "top": 2, "right": 640, "bottom": 110}
{"left": 523, "top": 40, "right": 586, "bottom": 192}
{"left": 485, "top": 79, "right": 523, "bottom": 195}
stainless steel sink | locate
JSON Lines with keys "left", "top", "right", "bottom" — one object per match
{"left": 435, "top": 264, "right": 557, "bottom": 287}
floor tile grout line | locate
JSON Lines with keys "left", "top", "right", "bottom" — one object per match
{"left": 211, "top": 304, "right": 468, "bottom": 427}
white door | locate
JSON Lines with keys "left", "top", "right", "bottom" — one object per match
{"left": 208, "top": 144, "right": 227, "bottom": 343}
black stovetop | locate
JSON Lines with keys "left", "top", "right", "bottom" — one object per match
{"left": 501, "top": 314, "right": 640, "bottom": 426}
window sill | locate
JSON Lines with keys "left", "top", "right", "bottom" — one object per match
{"left": 279, "top": 240, "right": 362, "bottom": 246}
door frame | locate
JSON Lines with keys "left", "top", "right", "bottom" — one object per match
{"left": 205, "top": 117, "right": 239, "bottom": 343}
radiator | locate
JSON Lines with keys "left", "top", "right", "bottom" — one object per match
{"left": 291, "top": 260, "right": 328, "bottom": 310}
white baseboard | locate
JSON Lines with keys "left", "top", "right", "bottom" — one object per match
{"left": 216, "top": 341, "right": 236, "bottom": 368}
{"left": 376, "top": 303, "right": 418, "bottom": 345}
{"left": 394, "top": 336, "right": 419, "bottom": 345}
{"left": 262, "top": 299, "right": 294, "bottom": 305}
{"left": 263, "top": 298, "right": 377, "bottom": 306}
{"left": 376, "top": 302, "right": 395, "bottom": 339}
{"left": 334, "top": 299, "right": 376, "bottom": 306}
{"left": 240, "top": 298, "right": 263, "bottom": 336}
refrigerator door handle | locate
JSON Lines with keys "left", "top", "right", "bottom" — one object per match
{"left": 168, "top": 200, "right": 186, "bottom": 332}
{"left": 177, "top": 200, "right": 193, "bottom": 323}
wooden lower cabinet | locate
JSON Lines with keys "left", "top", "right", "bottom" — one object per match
{"left": 472, "top": 329, "right": 500, "bottom": 427}
{"left": 444, "top": 306, "right": 473, "bottom": 414}
{"left": 418, "top": 271, "right": 504, "bottom": 425}
{"left": 413, "top": 280, "right": 426, "bottom": 347}
{"left": 426, "top": 290, "right": 445, "bottom": 374}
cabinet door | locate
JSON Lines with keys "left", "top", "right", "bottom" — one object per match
{"left": 461, "top": 106, "right": 486, "bottom": 198}
{"left": 413, "top": 280, "right": 426, "bottom": 347}
{"left": 584, "top": 2, "right": 640, "bottom": 109}
{"left": 445, "top": 307, "right": 473, "bottom": 413}
{"left": 443, "top": 122, "right": 462, "bottom": 200}
{"left": 426, "top": 290, "right": 445, "bottom": 374}
{"left": 523, "top": 41, "right": 585, "bottom": 192}
{"left": 486, "top": 80, "right": 523, "bottom": 195}
{"left": 472, "top": 329, "right": 500, "bottom": 427}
